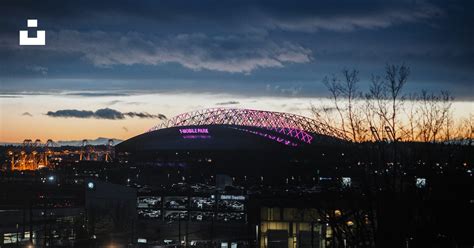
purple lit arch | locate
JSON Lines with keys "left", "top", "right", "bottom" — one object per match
{"left": 149, "top": 108, "right": 345, "bottom": 144}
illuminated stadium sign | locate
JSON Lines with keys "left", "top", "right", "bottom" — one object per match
{"left": 220, "top": 195, "right": 246, "bottom": 200}
{"left": 179, "top": 128, "right": 211, "bottom": 139}
{"left": 179, "top": 128, "right": 209, "bottom": 134}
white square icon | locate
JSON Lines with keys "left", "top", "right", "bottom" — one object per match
{"left": 27, "top": 19, "right": 38, "bottom": 28}
{"left": 19, "top": 19, "right": 45, "bottom": 46}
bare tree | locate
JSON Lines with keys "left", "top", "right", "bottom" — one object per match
{"left": 452, "top": 114, "right": 474, "bottom": 145}
{"left": 310, "top": 102, "right": 340, "bottom": 136}
{"left": 367, "top": 75, "right": 389, "bottom": 141}
{"left": 403, "top": 93, "right": 420, "bottom": 141}
{"left": 313, "top": 64, "right": 471, "bottom": 143}
{"left": 319, "top": 69, "right": 367, "bottom": 142}
{"left": 416, "top": 90, "right": 453, "bottom": 142}
{"left": 322, "top": 73, "right": 348, "bottom": 139}
{"left": 368, "top": 64, "right": 410, "bottom": 141}
{"left": 341, "top": 69, "right": 367, "bottom": 141}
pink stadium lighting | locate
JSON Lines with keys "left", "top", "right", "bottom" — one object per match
{"left": 149, "top": 108, "right": 345, "bottom": 144}
{"left": 231, "top": 127, "right": 298, "bottom": 146}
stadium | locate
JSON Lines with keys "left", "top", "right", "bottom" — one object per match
{"left": 116, "top": 108, "right": 347, "bottom": 177}
{"left": 117, "top": 108, "right": 345, "bottom": 151}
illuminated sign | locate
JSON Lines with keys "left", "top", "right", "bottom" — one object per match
{"left": 416, "top": 178, "right": 426, "bottom": 188}
{"left": 220, "top": 195, "right": 245, "bottom": 200}
{"left": 342, "top": 177, "right": 351, "bottom": 187}
{"left": 179, "top": 128, "right": 211, "bottom": 139}
{"left": 179, "top": 128, "right": 209, "bottom": 134}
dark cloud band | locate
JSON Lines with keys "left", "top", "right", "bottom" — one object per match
{"left": 46, "top": 108, "right": 166, "bottom": 120}
{"left": 216, "top": 101, "right": 240, "bottom": 105}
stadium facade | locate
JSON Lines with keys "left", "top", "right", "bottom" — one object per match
{"left": 117, "top": 108, "right": 345, "bottom": 152}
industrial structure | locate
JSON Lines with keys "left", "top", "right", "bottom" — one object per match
{"left": 8, "top": 139, "right": 55, "bottom": 170}
{"left": 79, "top": 139, "right": 115, "bottom": 162}
{"left": 5, "top": 139, "right": 115, "bottom": 171}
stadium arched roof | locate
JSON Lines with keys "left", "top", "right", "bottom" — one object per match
{"left": 149, "top": 108, "right": 345, "bottom": 144}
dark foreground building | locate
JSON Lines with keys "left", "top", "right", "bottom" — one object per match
{"left": 0, "top": 176, "right": 136, "bottom": 247}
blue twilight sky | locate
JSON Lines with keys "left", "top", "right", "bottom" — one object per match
{"left": 0, "top": 0, "right": 472, "bottom": 99}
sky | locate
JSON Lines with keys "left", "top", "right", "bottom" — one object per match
{"left": 0, "top": 0, "right": 473, "bottom": 143}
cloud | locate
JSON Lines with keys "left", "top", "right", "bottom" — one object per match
{"left": 46, "top": 108, "right": 167, "bottom": 120}
{"left": 104, "top": 100, "right": 144, "bottom": 106}
{"left": 28, "top": 31, "right": 312, "bottom": 73}
{"left": 106, "top": 100, "right": 122, "bottom": 106}
{"left": 125, "top": 102, "right": 145, "bottom": 105}
{"left": 65, "top": 92, "right": 129, "bottom": 97}
{"left": 1, "top": 0, "right": 470, "bottom": 99}
{"left": 94, "top": 108, "right": 126, "bottom": 119}
{"left": 22, "top": 112, "right": 33, "bottom": 117}
{"left": 264, "top": 1, "right": 442, "bottom": 32}
{"left": 0, "top": 1, "right": 442, "bottom": 34}
{"left": 0, "top": 95, "right": 23, "bottom": 98}
{"left": 125, "top": 112, "right": 167, "bottom": 119}
{"left": 216, "top": 101, "right": 240, "bottom": 105}
{"left": 26, "top": 65, "right": 48, "bottom": 75}
{"left": 266, "top": 84, "right": 302, "bottom": 96}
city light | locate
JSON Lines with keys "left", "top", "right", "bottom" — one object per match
{"left": 87, "top": 182, "right": 95, "bottom": 189}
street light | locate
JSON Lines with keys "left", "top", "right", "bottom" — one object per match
{"left": 87, "top": 182, "right": 95, "bottom": 189}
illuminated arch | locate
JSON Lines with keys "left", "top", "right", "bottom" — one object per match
{"left": 149, "top": 108, "right": 345, "bottom": 144}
